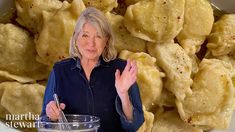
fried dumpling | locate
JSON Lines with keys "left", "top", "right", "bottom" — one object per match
{"left": 125, "top": 0, "right": 143, "bottom": 6}
{"left": 0, "top": 86, "right": 9, "bottom": 119}
{"left": 176, "top": 0, "right": 214, "bottom": 55}
{"left": 15, "top": 0, "right": 63, "bottom": 33}
{"left": 137, "top": 106, "right": 154, "bottom": 132}
{"left": 216, "top": 55, "right": 235, "bottom": 77}
{"left": 190, "top": 54, "right": 200, "bottom": 77}
{"left": 176, "top": 59, "right": 235, "bottom": 129}
{"left": 0, "top": 82, "right": 45, "bottom": 115}
{"left": 155, "top": 88, "right": 175, "bottom": 107}
{"left": 152, "top": 110, "right": 203, "bottom": 132}
{"left": 124, "top": 0, "right": 185, "bottom": 43}
{"left": 83, "top": 0, "right": 117, "bottom": 12}
{"left": 105, "top": 12, "right": 146, "bottom": 53}
{"left": 0, "top": 24, "right": 48, "bottom": 83}
{"left": 147, "top": 41, "right": 193, "bottom": 101}
{"left": 207, "top": 14, "right": 235, "bottom": 56}
{"left": 35, "top": 0, "right": 85, "bottom": 67}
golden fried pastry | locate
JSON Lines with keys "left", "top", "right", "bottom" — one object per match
{"left": 216, "top": 55, "right": 235, "bottom": 77}
{"left": 105, "top": 12, "right": 146, "bottom": 52}
{"left": 233, "top": 76, "right": 235, "bottom": 86}
{"left": 0, "top": 24, "right": 48, "bottom": 83}
{"left": 125, "top": 0, "right": 142, "bottom": 6}
{"left": 1, "top": 0, "right": 235, "bottom": 131}
{"left": 83, "top": 0, "right": 117, "bottom": 12}
{"left": 214, "top": 55, "right": 235, "bottom": 110}
{"left": 0, "top": 86, "right": 9, "bottom": 119}
{"left": 176, "top": 59, "right": 235, "bottom": 129}
{"left": 0, "top": 82, "right": 45, "bottom": 115}
{"left": 189, "top": 54, "right": 200, "bottom": 77}
{"left": 119, "top": 50, "right": 163, "bottom": 110}
{"left": 35, "top": 0, "right": 85, "bottom": 67}
{"left": 155, "top": 88, "right": 175, "bottom": 107}
{"left": 137, "top": 106, "right": 154, "bottom": 132}
{"left": 147, "top": 41, "right": 193, "bottom": 101}
{"left": 176, "top": 0, "right": 214, "bottom": 55}
{"left": 152, "top": 110, "right": 202, "bottom": 132}
{"left": 15, "top": 0, "right": 63, "bottom": 33}
{"left": 124, "top": 0, "right": 185, "bottom": 43}
{"left": 207, "top": 14, "right": 235, "bottom": 56}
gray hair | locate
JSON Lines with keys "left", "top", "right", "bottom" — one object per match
{"left": 69, "top": 7, "right": 117, "bottom": 62}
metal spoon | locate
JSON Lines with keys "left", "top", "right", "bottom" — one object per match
{"left": 0, "top": 0, "right": 15, "bottom": 23}
{"left": 210, "top": 0, "right": 235, "bottom": 13}
{"left": 210, "top": 0, "right": 235, "bottom": 20}
{"left": 53, "top": 94, "right": 71, "bottom": 130}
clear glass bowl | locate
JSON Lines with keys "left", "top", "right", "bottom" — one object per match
{"left": 36, "top": 114, "right": 100, "bottom": 132}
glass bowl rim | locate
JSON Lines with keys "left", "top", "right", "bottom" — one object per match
{"left": 36, "top": 114, "right": 100, "bottom": 125}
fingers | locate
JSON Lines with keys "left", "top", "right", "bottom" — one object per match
{"left": 124, "top": 59, "right": 137, "bottom": 72}
{"left": 129, "top": 60, "right": 137, "bottom": 74}
{"left": 129, "top": 60, "right": 137, "bottom": 78}
{"left": 60, "top": 103, "right": 66, "bottom": 110}
{"left": 130, "top": 60, "right": 137, "bottom": 82}
{"left": 121, "top": 59, "right": 138, "bottom": 81}
{"left": 116, "top": 59, "right": 137, "bottom": 81}
{"left": 124, "top": 59, "right": 131, "bottom": 72}
{"left": 122, "top": 60, "right": 137, "bottom": 75}
{"left": 46, "top": 101, "right": 64, "bottom": 121}
{"left": 115, "top": 69, "right": 121, "bottom": 80}
{"left": 115, "top": 60, "right": 137, "bottom": 94}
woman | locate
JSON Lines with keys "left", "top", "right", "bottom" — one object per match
{"left": 41, "top": 7, "right": 144, "bottom": 132}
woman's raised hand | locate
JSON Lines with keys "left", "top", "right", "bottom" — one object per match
{"left": 115, "top": 59, "right": 137, "bottom": 97}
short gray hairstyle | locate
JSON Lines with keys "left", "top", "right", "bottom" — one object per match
{"left": 69, "top": 7, "right": 117, "bottom": 62}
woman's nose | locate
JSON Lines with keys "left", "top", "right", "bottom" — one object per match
{"left": 87, "top": 36, "right": 95, "bottom": 46}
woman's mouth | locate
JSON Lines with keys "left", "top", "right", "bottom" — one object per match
{"left": 86, "top": 49, "right": 96, "bottom": 53}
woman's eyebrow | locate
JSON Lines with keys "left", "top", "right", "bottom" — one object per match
{"left": 82, "top": 31, "right": 89, "bottom": 34}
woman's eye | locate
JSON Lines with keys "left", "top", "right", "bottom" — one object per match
{"left": 96, "top": 35, "right": 102, "bottom": 39}
{"left": 82, "top": 34, "right": 88, "bottom": 37}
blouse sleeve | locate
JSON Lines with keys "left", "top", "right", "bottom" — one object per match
{"left": 40, "top": 70, "right": 56, "bottom": 117}
{"left": 115, "top": 82, "right": 145, "bottom": 132}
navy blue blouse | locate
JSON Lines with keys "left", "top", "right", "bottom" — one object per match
{"left": 41, "top": 57, "right": 144, "bottom": 132}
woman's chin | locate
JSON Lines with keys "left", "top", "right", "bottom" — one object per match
{"left": 82, "top": 55, "right": 99, "bottom": 60}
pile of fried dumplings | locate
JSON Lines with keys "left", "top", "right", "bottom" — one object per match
{"left": 0, "top": 0, "right": 235, "bottom": 131}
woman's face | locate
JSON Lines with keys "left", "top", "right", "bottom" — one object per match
{"left": 76, "top": 22, "right": 107, "bottom": 61}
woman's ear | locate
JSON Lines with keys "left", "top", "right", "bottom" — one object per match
{"left": 105, "top": 37, "right": 109, "bottom": 46}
